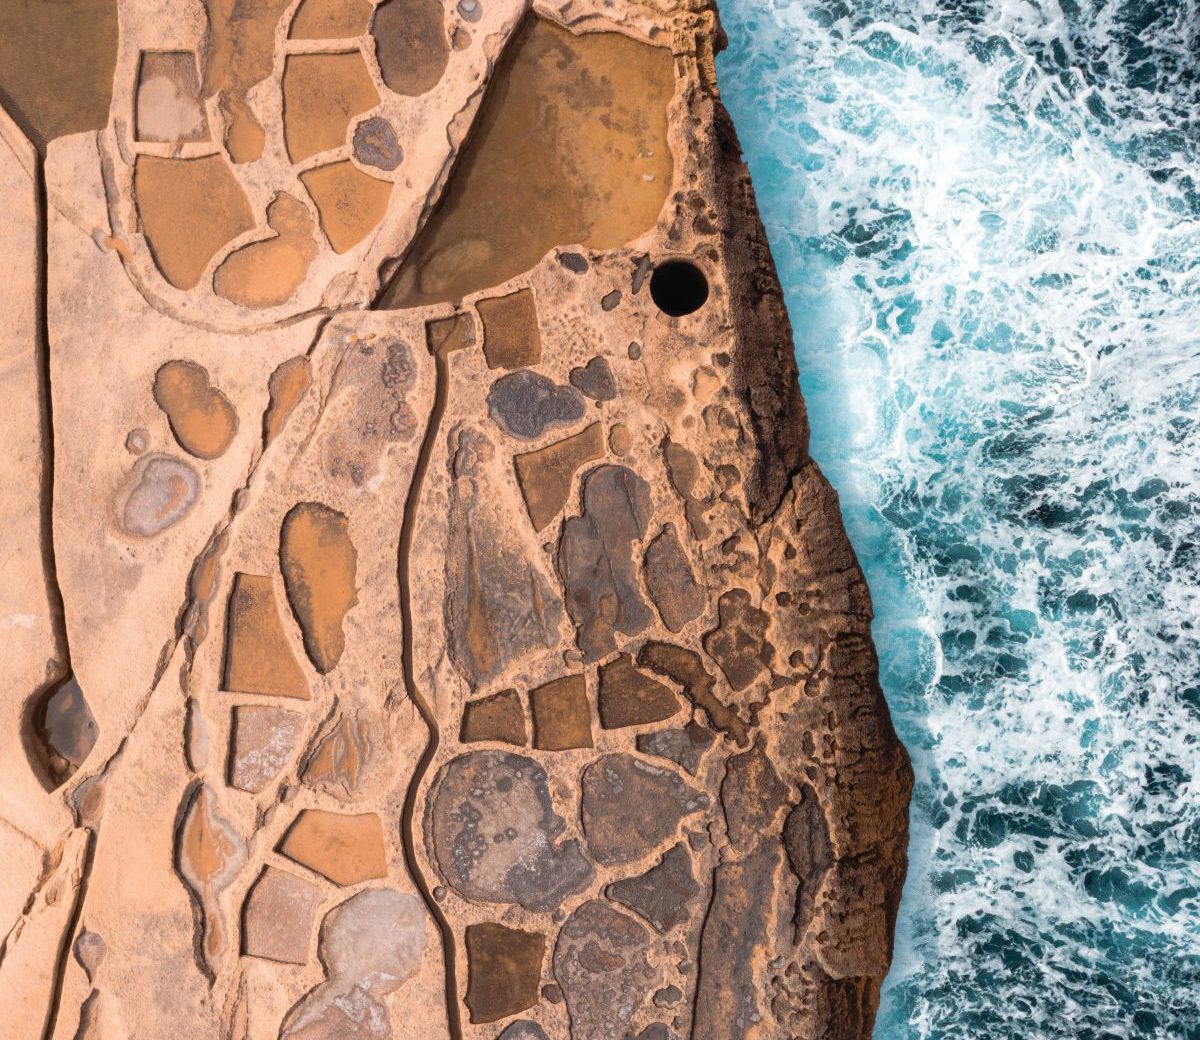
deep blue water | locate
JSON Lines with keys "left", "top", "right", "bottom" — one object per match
{"left": 716, "top": 2, "right": 1200, "bottom": 1037}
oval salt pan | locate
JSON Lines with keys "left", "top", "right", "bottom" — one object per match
{"left": 120, "top": 453, "right": 200, "bottom": 537}
{"left": 279, "top": 501, "right": 358, "bottom": 674}
{"left": 153, "top": 359, "right": 239, "bottom": 460}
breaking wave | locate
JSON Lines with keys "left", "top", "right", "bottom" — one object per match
{"left": 716, "top": 1, "right": 1200, "bottom": 1036}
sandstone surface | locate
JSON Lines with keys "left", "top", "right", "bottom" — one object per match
{"left": 0, "top": 0, "right": 912, "bottom": 1038}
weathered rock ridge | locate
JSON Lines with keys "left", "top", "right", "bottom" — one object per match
{"left": 0, "top": 1, "right": 912, "bottom": 1038}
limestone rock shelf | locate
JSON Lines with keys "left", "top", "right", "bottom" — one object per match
{"left": 0, "top": 0, "right": 912, "bottom": 1038}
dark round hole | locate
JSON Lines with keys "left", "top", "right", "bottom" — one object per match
{"left": 649, "top": 260, "right": 709, "bottom": 317}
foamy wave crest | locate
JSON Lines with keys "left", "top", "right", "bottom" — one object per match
{"left": 716, "top": 1, "right": 1200, "bottom": 1037}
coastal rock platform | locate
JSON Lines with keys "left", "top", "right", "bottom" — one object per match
{"left": 0, "top": 0, "right": 912, "bottom": 1037}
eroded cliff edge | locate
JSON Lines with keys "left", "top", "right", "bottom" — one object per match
{"left": 0, "top": 0, "right": 912, "bottom": 1038}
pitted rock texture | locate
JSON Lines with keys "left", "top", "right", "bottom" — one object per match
{"left": 0, "top": 2, "right": 911, "bottom": 1038}
{"left": 487, "top": 370, "right": 586, "bottom": 440}
{"left": 581, "top": 754, "right": 708, "bottom": 866}
{"left": 428, "top": 750, "right": 594, "bottom": 912}
{"left": 569, "top": 356, "right": 618, "bottom": 401}
{"left": 553, "top": 900, "right": 660, "bottom": 1040}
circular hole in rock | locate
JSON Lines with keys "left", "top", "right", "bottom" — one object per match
{"left": 649, "top": 260, "right": 708, "bottom": 317}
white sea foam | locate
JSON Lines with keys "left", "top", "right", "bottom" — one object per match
{"left": 718, "top": 1, "right": 1200, "bottom": 1036}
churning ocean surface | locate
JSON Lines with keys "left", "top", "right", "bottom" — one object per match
{"left": 715, "top": 1, "right": 1200, "bottom": 1037}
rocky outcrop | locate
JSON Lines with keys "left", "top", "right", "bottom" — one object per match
{"left": 0, "top": 1, "right": 911, "bottom": 1039}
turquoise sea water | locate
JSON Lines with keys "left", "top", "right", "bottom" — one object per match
{"left": 715, "top": 2, "right": 1200, "bottom": 1037}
